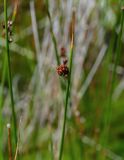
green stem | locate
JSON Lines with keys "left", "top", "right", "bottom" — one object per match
{"left": 58, "top": 44, "right": 74, "bottom": 160}
{"left": 0, "top": 54, "right": 7, "bottom": 108}
{"left": 4, "top": 0, "right": 17, "bottom": 145}
{"left": 50, "top": 134, "right": 54, "bottom": 160}
{"left": 0, "top": 53, "right": 7, "bottom": 159}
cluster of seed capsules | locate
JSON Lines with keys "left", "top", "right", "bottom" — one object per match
{"left": 56, "top": 47, "right": 69, "bottom": 77}
{"left": 2, "top": 20, "right": 13, "bottom": 43}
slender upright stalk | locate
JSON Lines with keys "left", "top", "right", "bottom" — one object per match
{"left": 50, "top": 134, "right": 54, "bottom": 160}
{"left": 12, "top": 0, "right": 19, "bottom": 22}
{"left": 58, "top": 10, "right": 75, "bottom": 160}
{"left": 4, "top": 0, "right": 17, "bottom": 144}
{"left": 0, "top": 1, "right": 18, "bottom": 157}
{"left": 0, "top": 54, "right": 7, "bottom": 160}
{"left": 0, "top": 55, "right": 7, "bottom": 108}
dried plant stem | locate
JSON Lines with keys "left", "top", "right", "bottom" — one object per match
{"left": 12, "top": 0, "right": 19, "bottom": 22}
{"left": 7, "top": 124, "right": 13, "bottom": 160}
{"left": 58, "top": 10, "right": 75, "bottom": 160}
{"left": 14, "top": 142, "right": 18, "bottom": 160}
{"left": 4, "top": 0, "right": 17, "bottom": 144}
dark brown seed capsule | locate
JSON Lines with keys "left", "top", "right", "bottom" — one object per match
{"left": 63, "top": 59, "right": 68, "bottom": 65}
{"left": 57, "top": 64, "right": 69, "bottom": 77}
{"left": 60, "top": 47, "right": 66, "bottom": 57}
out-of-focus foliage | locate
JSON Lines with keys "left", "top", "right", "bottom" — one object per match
{"left": 0, "top": 0, "right": 124, "bottom": 159}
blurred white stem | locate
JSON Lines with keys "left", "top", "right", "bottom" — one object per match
{"left": 78, "top": 45, "right": 107, "bottom": 99}
{"left": 82, "top": 135, "right": 122, "bottom": 160}
{"left": 30, "top": 0, "right": 44, "bottom": 83}
{"left": 0, "top": 38, "right": 33, "bottom": 59}
{"left": 30, "top": 0, "right": 41, "bottom": 56}
{"left": 112, "top": 78, "right": 124, "bottom": 100}
{"left": 14, "top": 18, "right": 46, "bottom": 41}
{"left": 109, "top": 64, "right": 124, "bottom": 75}
{"left": 0, "top": 7, "right": 12, "bottom": 20}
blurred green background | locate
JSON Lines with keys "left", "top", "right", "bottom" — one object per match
{"left": 0, "top": 0, "right": 124, "bottom": 159}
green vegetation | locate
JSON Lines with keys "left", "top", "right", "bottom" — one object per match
{"left": 0, "top": 0, "right": 124, "bottom": 160}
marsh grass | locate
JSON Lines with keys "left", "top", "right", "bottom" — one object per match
{"left": 0, "top": 2, "right": 19, "bottom": 157}
{"left": 45, "top": 2, "right": 76, "bottom": 157}
{"left": 50, "top": 133, "right": 54, "bottom": 160}
{"left": 58, "top": 10, "right": 75, "bottom": 160}
{"left": 0, "top": 52, "right": 7, "bottom": 160}
{"left": 4, "top": 0, "right": 17, "bottom": 147}
{"left": 99, "top": 8, "right": 124, "bottom": 160}
{"left": 0, "top": 0, "right": 124, "bottom": 160}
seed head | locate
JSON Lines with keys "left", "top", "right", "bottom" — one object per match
{"left": 63, "top": 58, "right": 68, "bottom": 65}
{"left": 60, "top": 47, "right": 66, "bottom": 57}
{"left": 8, "top": 20, "right": 13, "bottom": 27}
{"left": 57, "top": 64, "right": 69, "bottom": 77}
{"left": 2, "top": 20, "right": 13, "bottom": 43}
